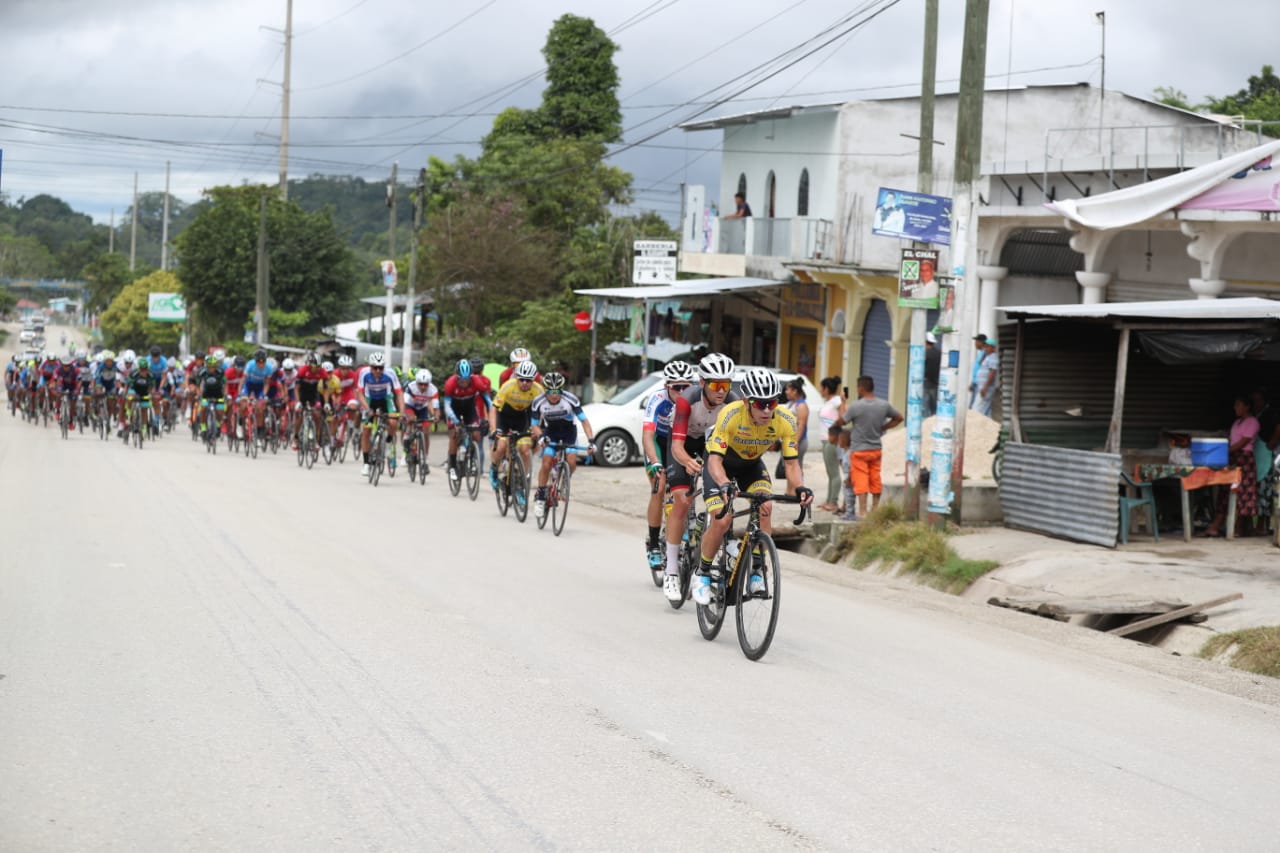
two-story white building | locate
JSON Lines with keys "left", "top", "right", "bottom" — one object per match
{"left": 678, "top": 82, "right": 1274, "bottom": 410}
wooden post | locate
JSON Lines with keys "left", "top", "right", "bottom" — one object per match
{"left": 1011, "top": 317, "right": 1025, "bottom": 443}
{"left": 1105, "top": 327, "right": 1130, "bottom": 454}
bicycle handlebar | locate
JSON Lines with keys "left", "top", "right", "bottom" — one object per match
{"left": 713, "top": 488, "right": 812, "bottom": 526}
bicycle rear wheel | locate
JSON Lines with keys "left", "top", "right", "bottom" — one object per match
{"left": 670, "top": 513, "right": 703, "bottom": 611}
{"left": 551, "top": 463, "right": 570, "bottom": 536}
{"left": 735, "top": 533, "right": 782, "bottom": 661}
{"left": 511, "top": 452, "right": 529, "bottom": 522}
{"left": 464, "top": 441, "right": 480, "bottom": 500}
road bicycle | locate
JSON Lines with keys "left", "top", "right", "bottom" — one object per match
{"left": 448, "top": 422, "right": 484, "bottom": 500}
{"left": 491, "top": 429, "right": 530, "bottom": 522}
{"left": 58, "top": 393, "right": 73, "bottom": 439}
{"left": 660, "top": 492, "right": 704, "bottom": 610}
{"left": 200, "top": 398, "right": 225, "bottom": 454}
{"left": 403, "top": 416, "right": 430, "bottom": 485}
{"left": 365, "top": 410, "right": 400, "bottom": 486}
{"left": 125, "top": 397, "right": 152, "bottom": 450}
{"left": 696, "top": 488, "right": 810, "bottom": 662}
{"left": 297, "top": 404, "right": 327, "bottom": 469}
{"left": 535, "top": 441, "right": 592, "bottom": 536}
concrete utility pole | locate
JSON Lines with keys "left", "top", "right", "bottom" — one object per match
{"left": 256, "top": 193, "right": 269, "bottom": 345}
{"left": 402, "top": 169, "right": 425, "bottom": 373}
{"left": 160, "top": 161, "right": 171, "bottom": 271}
{"left": 279, "top": 0, "right": 293, "bottom": 199}
{"left": 129, "top": 172, "right": 138, "bottom": 272}
{"left": 904, "top": 0, "right": 939, "bottom": 520}
{"left": 928, "top": 0, "right": 990, "bottom": 526}
{"left": 384, "top": 163, "right": 398, "bottom": 364}
{"left": 1096, "top": 10, "right": 1106, "bottom": 152}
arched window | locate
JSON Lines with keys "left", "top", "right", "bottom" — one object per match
{"left": 765, "top": 171, "right": 777, "bottom": 218}
{"left": 797, "top": 168, "right": 810, "bottom": 216}
{"left": 736, "top": 173, "right": 747, "bottom": 200}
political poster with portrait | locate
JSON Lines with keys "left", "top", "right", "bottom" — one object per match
{"left": 871, "top": 187, "right": 952, "bottom": 245}
{"left": 897, "top": 248, "right": 939, "bottom": 308}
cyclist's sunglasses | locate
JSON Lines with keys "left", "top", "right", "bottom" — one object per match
{"left": 749, "top": 397, "right": 779, "bottom": 411}
{"left": 517, "top": 378, "right": 533, "bottom": 385}
{"left": 705, "top": 380, "right": 731, "bottom": 393}
{"left": 370, "top": 366, "right": 384, "bottom": 371}
{"left": 667, "top": 383, "right": 691, "bottom": 393}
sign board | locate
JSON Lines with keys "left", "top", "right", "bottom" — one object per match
{"left": 573, "top": 311, "right": 592, "bottom": 332}
{"left": 380, "top": 260, "right": 398, "bottom": 288}
{"left": 148, "top": 292, "right": 186, "bottom": 322}
{"left": 632, "top": 240, "right": 677, "bottom": 285}
{"left": 897, "top": 248, "right": 939, "bottom": 308}
{"left": 872, "top": 187, "right": 952, "bottom": 245}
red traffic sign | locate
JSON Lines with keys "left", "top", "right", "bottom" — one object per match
{"left": 573, "top": 311, "right": 592, "bottom": 332}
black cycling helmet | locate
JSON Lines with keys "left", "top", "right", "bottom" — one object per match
{"left": 253, "top": 349, "right": 267, "bottom": 361}
{"left": 150, "top": 345, "right": 162, "bottom": 356}
{"left": 234, "top": 355, "right": 247, "bottom": 368}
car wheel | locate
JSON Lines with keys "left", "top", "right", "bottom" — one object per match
{"left": 595, "top": 429, "right": 634, "bottom": 468}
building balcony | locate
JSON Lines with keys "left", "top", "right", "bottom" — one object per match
{"left": 680, "top": 216, "right": 834, "bottom": 278}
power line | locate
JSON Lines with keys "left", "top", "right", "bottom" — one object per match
{"left": 293, "top": 0, "right": 374, "bottom": 37}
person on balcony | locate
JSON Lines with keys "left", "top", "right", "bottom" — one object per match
{"left": 723, "top": 192, "right": 752, "bottom": 219}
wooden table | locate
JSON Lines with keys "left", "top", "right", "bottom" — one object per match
{"left": 1135, "top": 464, "right": 1241, "bottom": 542}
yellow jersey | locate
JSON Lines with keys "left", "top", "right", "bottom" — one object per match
{"left": 493, "top": 377, "right": 545, "bottom": 412}
{"left": 322, "top": 375, "right": 341, "bottom": 399}
{"left": 708, "top": 399, "right": 799, "bottom": 464}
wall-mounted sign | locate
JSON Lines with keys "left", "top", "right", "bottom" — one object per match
{"left": 872, "top": 186, "right": 952, "bottom": 245}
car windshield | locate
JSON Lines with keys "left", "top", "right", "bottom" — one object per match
{"left": 605, "top": 375, "right": 660, "bottom": 406}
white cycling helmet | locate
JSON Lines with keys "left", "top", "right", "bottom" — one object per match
{"left": 514, "top": 360, "right": 538, "bottom": 380}
{"left": 509, "top": 347, "right": 531, "bottom": 364}
{"left": 121, "top": 351, "right": 136, "bottom": 364}
{"left": 367, "top": 352, "right": 385, "bottom": 367}
{"left": 662, "top": 361, "right": 696, "bottom": 384}
{"left": 337, "top": 354, "right": 353, "bottom": 367}
{"left": 739, "top": 367, "right": 781, "bottom": 401}
{"left": 281, "top": 358, "right": 296, "bottom": 371}
{"left": 321, "top": 361, "right": 334, "bottom": 372}
{"left": 101, "top": 350, "right": 116, "bottom": 362}
{"left": 697, "top": 352, "right": 735, "bottom": 381}
{"left": 415, "top": 368, "right": 432, "bottom": 385}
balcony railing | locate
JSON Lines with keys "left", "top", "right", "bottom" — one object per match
{"left": 712, "top": 216, "right": 833, "bottom": 260}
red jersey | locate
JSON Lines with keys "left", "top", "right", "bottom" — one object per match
{"left": 333, "top": 367, "right": 359, "bottom": 404}
{"left": 296, "top": 364, "right": 329, "bottom": 387}
{"left": 224, "top": 366, "right": 242, "bottom": 399}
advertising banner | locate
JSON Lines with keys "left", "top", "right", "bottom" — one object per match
{"left": 898, "top": 248, "right": 939, "bottom": 308}
{"left": 147, "top": 292, "right": 186, "bottom": 322}
{"left": 872, "top": 186, "right": 952, "bottom": 245}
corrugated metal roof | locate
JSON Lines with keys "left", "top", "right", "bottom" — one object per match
{"left": 999, "top": 442, "right": 1121, "bottom": 547}
{"left": 999, "top": 296, "right": 1280, "bottom": 321}
{"left": 998, "top": 228, "right": 1082, "bottom": 278}
{"left": 576, "top": 278, "right": 785, "bottom": 300}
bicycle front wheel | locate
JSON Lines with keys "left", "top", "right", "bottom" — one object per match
{"left": 464, "top": 441, "right": 480, "bottom": 501}
{"left": 369, "top": 428, "right": 385, "bottom": 486}
{"left": 551, "top": 464, "right": 570, "bottom": 536}
{"left": 511, "top": 452, "right": 529, "bottom": 522}
{"left": 735, "top": 533, "right": 782, "bottom": 661}
{"left": 696, "top": 568, "right": 727, "bottom": 641}
{"left": 416, "top": 433, "right": 428, "bottom": 484}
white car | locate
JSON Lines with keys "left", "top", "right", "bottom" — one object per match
{"left": 582, "top": 367, "right": 823, "bottom": 468}
{"left": 18, "top": 329, "right": 34, "bottom": 344}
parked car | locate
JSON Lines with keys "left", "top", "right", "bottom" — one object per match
{"left": 582, "top": 367, "right": 823, "bottom": 468}
{"left": 19, "top": 329, "right": 34, "bottom": 343}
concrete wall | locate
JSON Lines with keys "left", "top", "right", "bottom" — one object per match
{"left": 718, "top": 110, "right": 840, "bottom": 221}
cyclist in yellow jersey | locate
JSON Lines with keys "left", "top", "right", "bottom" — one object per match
{"left": 488, "top": 359, "right": 545, "bottom": 490}
{"left": 693, "top": 368, "right": 813, "bottom": 605}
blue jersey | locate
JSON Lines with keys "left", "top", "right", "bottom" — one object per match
{"left": 241, "top": 358, "right": 275, "bottom": 388}
{"left": 358, "top": 366, "right": 400, "bottom": 401}
{"left": 643, "top": 391, "right": 676, "bottom": 437}
{"left": 147, "top": 355, "right": 167, "bottom": 374}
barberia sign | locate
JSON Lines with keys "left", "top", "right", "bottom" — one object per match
{"left": 783, "top": 283, "right": 826, "bottom": 324}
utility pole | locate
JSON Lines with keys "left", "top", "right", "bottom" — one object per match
{"left": 905, "top": 0, "right": 938, "bottom": 520}
{"left": 129, "top": 172, "right": 138, "bottom": 272}
{"left": 929, "top": 0, "right": 990, "bottom": 527}
{"left": 385, "top": 163, "right": 398, "bottom": 362}
{"left": 1096, "top": 10, "right": 1106, "bottom": 152}
{"left": 160, "top": 161, "right": 171, "bottom": 271}
{"left": 402, "top": 168, "right": 425, "bottom": 373}
{"left": 256, "top": 193, "right": 269, "bottom": 345}
{"left": 279, "top": 0, "right": 293, "bottom": 199}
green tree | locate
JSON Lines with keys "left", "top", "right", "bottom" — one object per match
{"left": 0, "top": 233, "right": 56, "bottom": 278}
{"left": 538, "top": 13, "right": 623, "bottom": 143}
{"left": 420, "top": 191, "right": 559, "bottom": 332}
{"left": 1153, "top": 86, "right": 1194, "bottom": 111}
{"left": 98, "top": 270, "right": 183, "bottom": 351}
{"left": 493, "top": 291, "right": 626, "bottom": 379}
{"left": 82, "top": 252, "right": 140, "bottom": 312}
{"left": 1205, "top": 64, "right": 1280, "bottom": 137}
{"left": 175, "top": 185, "right": 358, "bottom": 346}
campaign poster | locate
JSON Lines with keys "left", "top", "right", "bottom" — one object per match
{"left": 871, "top": 187, "right": 952, "bottom": 245}
{"left": 898, "top": 248, "right": 939, "bottom": 309}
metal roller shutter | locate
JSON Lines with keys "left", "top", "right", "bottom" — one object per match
{"left": 860, "top": 298, "right": 892, "bottom": 394}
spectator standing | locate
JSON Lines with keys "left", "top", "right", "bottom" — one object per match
{"left": 837, "top": 376, "right": 903, "bottom": 518}
{"left": 969, "top": 333, "right": 988, "bottom": 399}
{"left": 817, "top": 377, "right": 843, "bottom": 511}
{"left": 775, "top": 378, "right": 810, "bottom": 480}
{"left": 723, "top": 192, "right": 752, "bottom": 219}
{"left": 972, "top": 338, "right": 1000, "bottom": 418}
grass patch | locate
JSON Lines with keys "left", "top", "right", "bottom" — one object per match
{"left": 1198, "top": 626, "right": 1280, "bottom": 679}
{"left": 834, "top": 503, "right": 998, "bottom": 593}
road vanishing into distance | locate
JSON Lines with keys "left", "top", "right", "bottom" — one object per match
{"left": 3, "top": 330, "right": 1279, "bottom": 851}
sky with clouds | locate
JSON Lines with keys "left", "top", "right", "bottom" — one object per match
{"left": 0, "top": 0, "right": 1271, "bottom": 225}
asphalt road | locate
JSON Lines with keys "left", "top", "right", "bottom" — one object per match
{"left": 3, "top": 330, "right": 1279, "bottom": 851}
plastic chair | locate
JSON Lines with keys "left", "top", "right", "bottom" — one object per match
{"left": 1118, "top": 471, "right": 1159, "bottom": 544}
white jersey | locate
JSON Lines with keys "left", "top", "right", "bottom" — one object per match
{"left": 531, "top": 390, "right": 583, "bottom": 425}
{"left": 403, "top": 380, "right": 439, "bottom": 409}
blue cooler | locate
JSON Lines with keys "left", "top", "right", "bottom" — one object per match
{"left": 1190, "top": 437, "right": 1228, "bottom": 467}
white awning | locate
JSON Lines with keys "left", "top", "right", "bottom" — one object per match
{"left": 1047, "top": 139, "right": 1280, "bottom": 230}
{"left": 999, "top": 296, "right": 1280, "bottom": 321}
{"left": 575, "top": 277, "right": 785, "bottom": 300}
